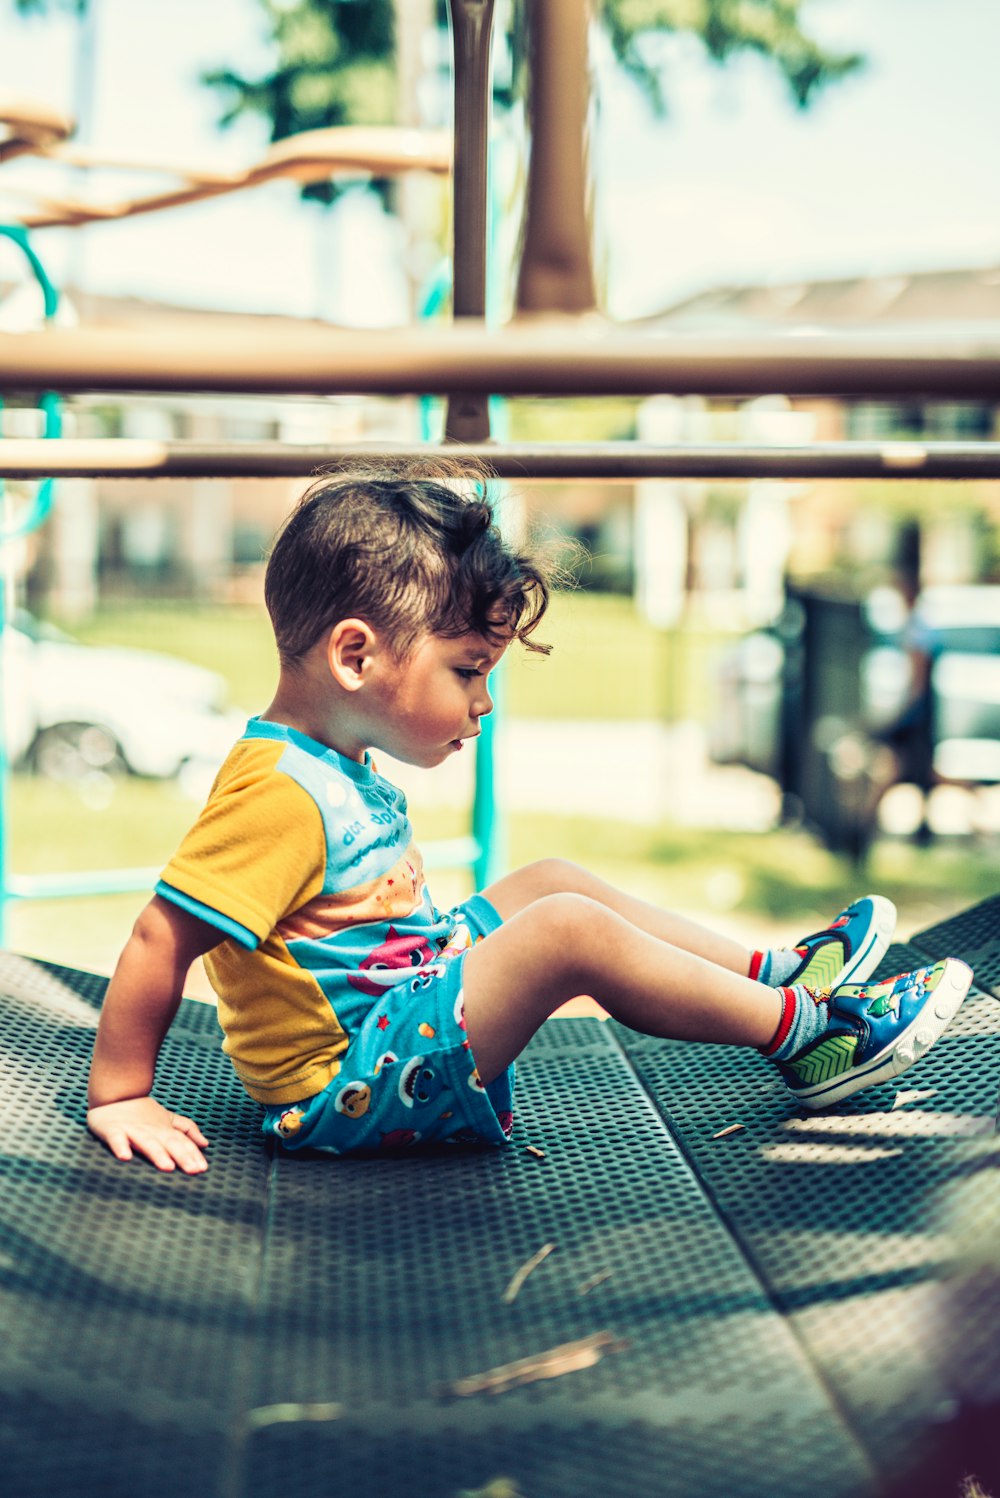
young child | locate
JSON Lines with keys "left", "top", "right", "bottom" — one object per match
{"left": 86, "top": 463, "right": 974, "bottom": 1173}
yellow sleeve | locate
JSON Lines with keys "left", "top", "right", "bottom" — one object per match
{"left": 159, "top": 739, "right": 326, "bottom": 945}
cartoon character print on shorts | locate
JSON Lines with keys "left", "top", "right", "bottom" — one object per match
{"left": 397, "top": 1056, "right": 446, "bottom": 1110}
{"left": 335, "top": 1081, "right": 372, "bottom": 1118}
{"left": 439, "top": 921, "right": 474, "bottom": 962}
{"left": 379, "top": 1129, "right": 422, "bottom": 1149}
{"left": 275, "top": 1105, "right": 306, "bottom": 1139}
{"left": 347, "top": 927, "right": 444, "bottom": 998}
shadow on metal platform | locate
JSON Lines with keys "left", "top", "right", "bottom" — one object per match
{"left": 0, "top": 897, "right": 997, "bottom": 1498}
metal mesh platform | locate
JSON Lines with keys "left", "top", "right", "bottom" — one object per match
{"left": 1, "top": 897, "right": 998, "bottom": 1498}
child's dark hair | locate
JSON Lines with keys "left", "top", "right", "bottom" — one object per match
{"left": 265, "top": 459, "right": 552, "bottom": 665}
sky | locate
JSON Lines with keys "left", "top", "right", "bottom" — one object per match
{"left": 1, "top": 0, "right": 999, "bottom": 325}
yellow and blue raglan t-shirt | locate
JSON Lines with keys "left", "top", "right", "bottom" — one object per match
{"left": 156, "top": 717, "right": 467, "bottom": 1106}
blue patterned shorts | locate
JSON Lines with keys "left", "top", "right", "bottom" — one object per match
{"left": 260, "top": 895, "right": 513, "bottom": 1155}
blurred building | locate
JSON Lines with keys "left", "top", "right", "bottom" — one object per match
{"left": 628, "top": 264, "right": 1000, "bottom": 623}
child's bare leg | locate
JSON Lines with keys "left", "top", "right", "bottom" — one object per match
{"left": 461, "top": 892, "right": 782, "bottom": 1084}
{"left": 482, "top": 859, "right": 751, "bottom": 975}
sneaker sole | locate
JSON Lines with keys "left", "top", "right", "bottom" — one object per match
{"left": 827, "top": 894, "right": 897, "bottom": 988}
{"left": 792, "top": 958, "right": 973, "bottom": 1110}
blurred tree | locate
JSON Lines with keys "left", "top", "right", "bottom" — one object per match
{"left": 10, "top": 0, "right": 85, "bottom": 10}
{"left": 603, "top": 0, "right": 864, "bottom": 111}
{"left": 200, "top": 0, "right": 863, "bottom": 202}
{"left": 202, "top": 0, "right": 398, "bottom": 205}
{"left": 7, "top": 0, "right": 864, "bottom": 196}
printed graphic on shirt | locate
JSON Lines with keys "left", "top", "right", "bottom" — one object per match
{"left": 156, "top": 718, "right": 476, "bottom": 1107}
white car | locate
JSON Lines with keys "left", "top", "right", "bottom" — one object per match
{"left": 1, "top": 611, "right": 247, "bottom": 785}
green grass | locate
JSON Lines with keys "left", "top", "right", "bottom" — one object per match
{"left": 60, "top": 594, "right": 735, "bottom": 723}
{"left": 5, "top": 774, "right": 995, "bottom": 979}
{"left": 16, "top": 595, "right": 995, "bottom": 978}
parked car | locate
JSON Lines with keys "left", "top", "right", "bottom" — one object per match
{"left": 906, "top": 586, "right": 1000, "bottom": 783}
{"left": 711, "top": 585, "right": 1000, "bottom": 788}
{"left": 1, "top": 611, "right": 247, "bottom": 785}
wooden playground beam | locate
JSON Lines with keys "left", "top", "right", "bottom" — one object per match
{"left": 0, "top": 93, "right": 74, "bottom": 165}
{"left": 5, "top": 126, "right": 452, "bottom": 229}
{"left": 515, "top": 0, "right": 597, "bottom": 316}
{"left": 1, "top": 438, "right": 999, "bottom": 480}
{"left": 3, "top": 324, "right": 1000, "bottom": 398}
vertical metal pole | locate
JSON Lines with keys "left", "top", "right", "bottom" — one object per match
{"left": 0, "top": 229, "right": 61, "bottom": 947}
{"left": 516, "top": 0, "right": 597, "bottom": 315}
{"left": 472, "top": 664, "right": 505, "bottom": 889}
{"left": 444, "top": 0, "right": 495, "bottom": 443}
{"left": 444, "top": 0, "right": 503, "bottom": 888}
{"left": 0, "top": 457, "right": 8, "bottom": 948}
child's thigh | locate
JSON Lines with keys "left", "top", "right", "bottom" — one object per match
{"left": 261, "top": 955, "right": 514, "bottom": 1155}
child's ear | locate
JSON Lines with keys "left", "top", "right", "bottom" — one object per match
{"left": 326, "top": 619, "right": 377, "bottom": 691}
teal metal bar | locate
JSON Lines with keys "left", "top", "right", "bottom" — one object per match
{"left": 0, "top": 0, "right": 510, "bottom": 936}
{"left": 0, "top": 212, "right": 493, "bottom": 945}
{"left": 4, "top": 868, "right": 164, "bottom": 900}
{"left": 471, "top": 662, "right": 506, "bottom": 889}
{"left": 0, "top": 225, "right": 63, "bottom": 946}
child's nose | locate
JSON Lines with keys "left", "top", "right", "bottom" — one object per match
{"left": 474, "top": 684, "right": 494, "bottom": 718}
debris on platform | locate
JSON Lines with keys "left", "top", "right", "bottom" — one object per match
{"left": 502, "top": 1241, "right": 555, "bottom": 1303}
{"left": 576, "top": 1269, "right": 612, "bottom": 1296}
{"left": 524, "top": 1144, "right": 546, "bottom": 1159}
{"left": 711, "top": 1123, "right": 745, "bottom": 1139}
{"left": 244, "top": 1401, "right": 343, "bottom": 1430}
{"left": 456, "top": 1478, "right": 526, "bottom": 1498}
{"left": 443, "top": 1331, "right": 628, "bottom": 1398}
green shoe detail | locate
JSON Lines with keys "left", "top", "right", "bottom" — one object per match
{"left": 786, "top": 1031, "right": 858, "bottom": 1086}
{"left": 779, "top": 957, "right": 973, "bottom": 1110}
{"left": 866, "top": 988, "right": 899, "bottom": 1020}
{"left": 794, "top": 944, "right": 845, "bottom": 990}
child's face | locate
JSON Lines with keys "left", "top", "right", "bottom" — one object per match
{"left": 365, "top": 630, "right": 507, "bottom": 769}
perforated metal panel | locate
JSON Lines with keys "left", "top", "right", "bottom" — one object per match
{"left": 0, "top": 955, "right": 266, "bottom": 1497}
{"left": 913, "top": 892, "right": 1000, "bottom": 997}
{"left": 610, "top": 932, "right": 1000, "bottom": 1487}
{"left": 238, "top": 1038, "right": 876, "bottom": 1498}
{"left": 1, "top": 917, "right": 997, "bottom": 1498}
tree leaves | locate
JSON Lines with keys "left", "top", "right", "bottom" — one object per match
{"left": 603, "top": 0, "right": 865, "bottom": 113}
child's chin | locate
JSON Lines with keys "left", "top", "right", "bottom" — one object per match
{"left": 402, "top": 745, "right": 454, "bottom": 769}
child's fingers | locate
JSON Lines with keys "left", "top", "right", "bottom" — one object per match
{"left": 142, "top": 1128, "right": 208, "bottom": 1175}
{"left": 135, "top": 1134, "right": 179, "bottom": 1173}
{"left": 87, "top": 1103, "right": 208, "bottom": 1172}
{"left": 102, "top": 1128, "right": 135, "bottom": 1163}
{"left": 171, "top": 1113, "right": 209, "bottom": 1148}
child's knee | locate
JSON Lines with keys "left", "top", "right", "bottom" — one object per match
{"left": 522, "top": 857, "right": 593, "bottom": 899}
{"left": 527, "top": 892, "right": 617, "bottom": 981}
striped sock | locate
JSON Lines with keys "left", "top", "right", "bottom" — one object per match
{"left": 749, "top": 947, "right": 806, "bottom": 986}
{"left": 760, "top": 984, "right": 830, "bottom": 1059}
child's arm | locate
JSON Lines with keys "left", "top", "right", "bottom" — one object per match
{"left": 87, "top": 894, "right": 222, "bottom": 1174}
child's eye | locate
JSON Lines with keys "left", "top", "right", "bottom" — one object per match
{"left": 455, "top": 668, "right": 481, "bottom": 681}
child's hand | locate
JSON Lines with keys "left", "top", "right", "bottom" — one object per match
{"left": 86, "top": 1096, "right": 210, "bottom": 1174}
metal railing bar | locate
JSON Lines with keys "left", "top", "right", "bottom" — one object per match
{"left": 5, "top": 867, "right": 165, "bottom": 900}
{"left": 1, "top": 438, "right": 1000, "bottom": 480}
{"left": 3, "top": 836, "right": 482, "bottom": 904}
{"left": 444, "top": 0, "right": 495, "bottom": 442}
{"left": 4, "top": 326, "right": 1000, "bottom": 398}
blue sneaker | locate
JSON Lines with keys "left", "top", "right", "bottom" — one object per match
{"left": 779, "top": 958, "right": 974, "bottom": 1110}
{"left": 783, "top": 895, "right": 896, "bottom": 992}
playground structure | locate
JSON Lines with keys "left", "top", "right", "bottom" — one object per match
{"left": 1, "top": 4, "right": 999, "bottom": 1496}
